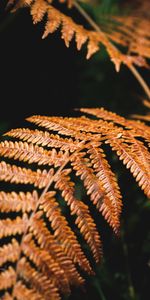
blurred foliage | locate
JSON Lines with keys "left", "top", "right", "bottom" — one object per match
{"left": 0, "top": 0, "right": 150, "bottom": 299}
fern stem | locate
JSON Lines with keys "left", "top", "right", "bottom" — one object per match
{"left": 128, "top": 64, "right": 150, "bottom": 100}
{"left": 74, "top": 1, "right": 150, "bottom": 101}
{"left": 91, "top": 277, "right": 107, "bottom": 300}
{"left": 121, "top": 227, "right": 137, "bottom": 300}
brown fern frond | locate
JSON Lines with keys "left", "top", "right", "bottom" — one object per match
{"left": 131, "top": 114, "right": 150, "bottom": 122}
{"left": 40, "top": 191, "right": 92, "bottom": 274}
{"left": 0, "top": 108, "right": 150, "bottom": 299}
{"left": 80, "top": 107, "right": 150, "bottom": 142}
{"left": 5, "top": 128, "right": 79, "bottom": 151}
{"left": 71, "top": 152, "right": 121, "bottom": 233}
{"left": 87, "top": 142, "right": 122, "bottom": 232}
{"left": 30, "top": 214, "right": 85, "bottom": 285}
{"left": 7, "top": 0, "right": 139, "bottom": 72}
{"left": 0, "top": 190, "right": 37, "bottom": 212}
{"left": 143, "top": 99, "right": 150, "bottom": 109}
{"left": 54, "top": 168, "right": 102, "bottom": 262}
{"left": 17, "top": 257, "right": 61, "bottom": 300}
{"left": 0, "top": 267, "right": 16, "bottom": 291}
{"left": 27, "top": 114, "right": 116, "bottom": 138}
{"left": 106, "top": 1, "right": 150, "bottom": 62}
{"left": 105, "top": 136, "right": 150, "bottom": 198}
{"left": 22, "top": 233, "right": 71, "bottom": 294}
{"left": 27, "top": 115, "right": 82, "bottom": 137}
{"left": 13, "top": 281, "right": 44, "bottom": 300}
{"left": 0, "top": 161, "right": 52, "bottom": 188}
{"left": 0, "top": 239, "right": 20, "bottom": 267}
{"left": 0, "top": 141, "right": 70, "bottom": 167}
{"left": 5, "top": 0, "right": 150, "bottom": 100}
{"left": 0, "top": 214, "right": 28, "bottom": 238}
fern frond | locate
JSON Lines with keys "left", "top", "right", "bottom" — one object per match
{"left": 107, "top": 5, "right": 150, "bottom": 61}
{"left": 0, "top": 214, "right": 27, "bottom": 238}
{"left": 0, "top": 267, "right": 16, "bottom": 291}
{"left": 71, "top": 152, "right": 121, "bottom": 233}
{"left": 5, "top": 0, "right": 150, "bottom": 100}
{"left": 0, "top": 108, "right": 149, "bottom": 299}
{"left": 0, "top": 239, "right": 20, "bottom": 267}
{"left": 54, "top": 168, "right": 102, "bottom": 262}
{"left": 30, "top": 215, "right": 85, "bottom": 285}
{"left": 22, "top": 233, "right": 71, "bottom": 294}
{"left": 106, "top": 136, "right": 150, "bottom": 198}
{"left": 7, "top": 0, "right": 139, "bottom": 72}
{"left": 0, "top": 141, "right": 69, "bottom": 167}
{"left": 80, "top": 107, "right": 150, "bottom": 142}
{"left": 0, "top": 190, "right": 37, "bottom": 212}
{"left": 87, "top": 142, "right": 122, "bottom": 232}
{"left": 17, "top": 257, "right": 61, "bottom": 300}
{"left": 13, "top": 281, "right": 44, "bottom": 300}
{"left": 0, "top": 161, "right": 52, "bottom": 188}
{"left": 132, "top": 114, "right": 150, "bottom": 122}
{"left": 27, "top": 114, "right": 116, "bottom": 138}
{"left": 40, "top": 191, "right": 92, "bottom": 274}
{"left": 6, "top": 128, "right": 79, "bottom": 151}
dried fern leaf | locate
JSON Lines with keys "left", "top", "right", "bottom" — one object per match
{"left": 107, "top": 15, "right": 150, "bottom": 61}
{"left": 0, "top": 161, "right": 52, "bottom": 188}
{"left": 0, "top": 141, "right": 69, "bottom": 167}
{"left": 27, "top": 115, "right": 116, "bottom": 139}
{"left": 30, "top": 0, "right": 48, "bottom": 23}
{"left": 0, "top": 190, "right": 37, "bottom": 212}
{"left": 30, "top": 214, "right": 84, "bottom": 285}
{"left": 80, "top": 107, "right": 150, "bottom": 142}
{"left": 7, "top": 0, "right": 136, "bottom": 71}
{"left": 0, "top": 107, "right": 149, "bottom": 299}
{"left": 13, "top": 281, "right": 44, "bottom": 300}
{"left": 54, "top": 168, "right": 102, "bottom": 262}
{"left": 87, "top": 142, "right": 122, "bottom": 233}
{"left": 106, "top": 136, "right": 150, "bottom": 198}
{"left": 22, "top": 233, "right": 71, "bottom": 294}
{"left": 17, "top": 257, "right": 61, "bottom": 300}
{"left": 0, "top": 239, "right": 20, "bottom": 267}
{"left": 0, "top": 267, "right": 16, "bottom": 291}
{"left": 131, "top": 114, "right": 150, "bottom": 122}
{"left": 5, "top": 128, "right": 79, "bottom": 151}
{"left": 27, "top": 115, "right": 83, "bottom": 137}
{"left": 40, "top": 191, "right": 92, "bottom": 274}
{"left": 0, "top": 214, "right": 27, "bottom": 238}
{"left": 71, "top": 152, "right": 120, "bottom": 232}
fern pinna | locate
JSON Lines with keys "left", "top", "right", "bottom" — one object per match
{"left": 0, "top": 107, "right": 149, "bottom": 300}
{"left": 7, "top": 0, "right": 150, "bottom": 71}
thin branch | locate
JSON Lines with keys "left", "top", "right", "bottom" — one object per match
{"left": 121, "top": 227, "right": 137, "bottom": 300}
{"left": 129, "top": 64, "right": 150, "bottom": 100}
{"left": 74, "top": 0, "right": 150, "bottom": 101}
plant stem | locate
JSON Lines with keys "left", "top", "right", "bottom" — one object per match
{"left": 121, "top": 228, "right": 137, "bottom": 300}
{"left": 91, "top": 277, "right": 107, "bottom": 300}
{"left": 74, "top": 1, "right": 150, "bottom": 101}
{"left": 129, "top": 64, "right": 150, "bottom": 100}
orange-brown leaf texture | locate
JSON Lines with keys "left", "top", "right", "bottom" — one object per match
{"left": 0, "top": 107, "right": 150, "bottom": 299}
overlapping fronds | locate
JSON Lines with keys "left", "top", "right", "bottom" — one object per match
{"left": 6, "top": 0, "right": 150, "bottom": 73}
{"left": 0, "top": 107, "right": 150, "bottom": 299}
{"left": 104, "top": 0, "right": 150, "bottom": 63}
